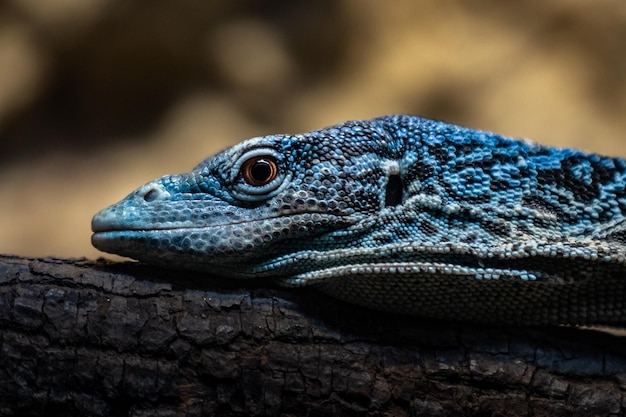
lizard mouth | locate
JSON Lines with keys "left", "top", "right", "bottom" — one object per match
{"left": 91, "top": 213, "right": 358, "bottom": 267}
{"left": 91, "top": 202, "right": 353, "bottom": 233}
{"left": 91, "top": 212, "right": 349, "bottom": 234}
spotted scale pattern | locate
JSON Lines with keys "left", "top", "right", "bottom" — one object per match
{"left": 92, "top": 115, "right": 626, "bottom": 324}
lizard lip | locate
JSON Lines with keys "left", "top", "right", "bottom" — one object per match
{"left": 91, "top": 207, "right": 352, "bottom": 234}
{"left": 91, "top": 211, "right": 234, "bottom": 233}
{"left": 92, "top": 213, "right": 349, "bottom": 234}
{"left": 92, "top": 224, "right": 193, "bottom": 233}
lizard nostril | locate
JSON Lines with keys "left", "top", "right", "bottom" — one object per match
{"left": 138, "top": 182, "right": 171, "bottom": 202}
{"left": 143, "top": 188, "right": 160, "bottom": 202}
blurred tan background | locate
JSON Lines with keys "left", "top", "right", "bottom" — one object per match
{"left": 1, "top": 0, "right": 625, "bottom": 260}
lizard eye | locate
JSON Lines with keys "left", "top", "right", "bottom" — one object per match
{"left": 241, "top": 156, "right": 278, "bottom": 186}
{"left": 230, "top": 148, "right": 288, "bottom": 202}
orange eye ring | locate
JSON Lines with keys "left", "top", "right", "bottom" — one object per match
{"left": 241, "top": 156, "right": 278, "bottom": 186}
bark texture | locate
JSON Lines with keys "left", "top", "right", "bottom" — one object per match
{"left": 0, "top": 254, "right": 625, "bottom": 417}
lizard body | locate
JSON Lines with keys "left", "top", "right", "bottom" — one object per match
{"left": 92, "top": 115, "right": 626, "bottom": 325}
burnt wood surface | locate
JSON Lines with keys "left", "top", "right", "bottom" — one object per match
{"left": 0, "top": 254, "right": 625, "bottom": 416}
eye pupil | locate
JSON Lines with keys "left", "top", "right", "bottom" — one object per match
{"left": 242, "top": 156, "right": 278, "bottom": 186}
{"left": 251, "top": 160, "right": 272, "bottom": 181}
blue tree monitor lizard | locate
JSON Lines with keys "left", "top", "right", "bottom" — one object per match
{"left": 92, "top": 115, "right": 626, "bottom": 325}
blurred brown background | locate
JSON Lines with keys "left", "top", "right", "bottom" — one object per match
{"left": 1, "top": 0, "right": 625, "bottom": 259}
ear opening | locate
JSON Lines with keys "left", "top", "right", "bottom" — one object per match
{"left": 384, "top": 174, "right": 403, "bottom": 207}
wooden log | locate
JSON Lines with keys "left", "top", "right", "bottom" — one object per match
{"left": 0, "top": 255, "right": 624, "bottom": 416}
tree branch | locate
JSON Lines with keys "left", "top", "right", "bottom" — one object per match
{"left": 0, "top": 255, "right": 624, "bottom": 416}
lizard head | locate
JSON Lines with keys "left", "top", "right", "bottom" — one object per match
{"left": 91, "top": 119, "right": 402, "bottom": 277}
